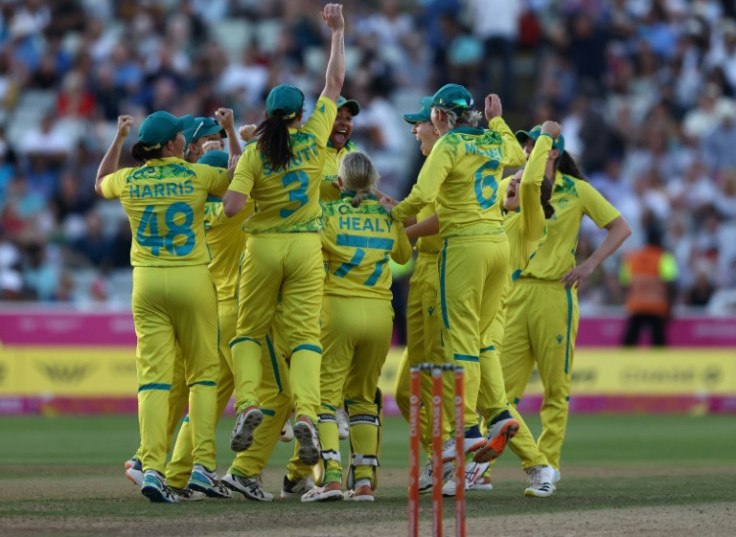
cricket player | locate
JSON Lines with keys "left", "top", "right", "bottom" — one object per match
{"left": 381, "top": 85, "right": 526, "bottom": 461}
{"left": 302, "top": 151, "right": 411, "bottom": 503}
{"left": 96, "top": 112, "right": 232, "bottom": 503}
{"left": 321, "top": 95, "right": 361, "bottom": 203}
{"left": 500, "top": 123, "right": 631, "bottom": 484}
{"left": 222, "top": 3, "right": 346, "bottom": 467}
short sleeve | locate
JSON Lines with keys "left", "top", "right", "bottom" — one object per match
{"left": 578, "top": 181, "right": 621, "bottom": 229}
{"left": 301, "top": 96, "right": 338, "bottom": 147}
{"left": 229, "top": 146, "right": 259, "bottom": 196}
{"left": 99, "top": 169, "right": 128, "bottom": 199}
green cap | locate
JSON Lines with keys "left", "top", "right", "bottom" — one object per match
{"left": 266, "top": 84, "right": 304, "bottom": 119}
{"left": 403, "top": 100, "right": 432, "bottom": 124}
{"left": 337, "top": 95, "right": 360, "bottom": 116}
{"left": 421, "top": 83, "right": 473, "bottom": 112}
{"left": 197, "top": 150, "right": 229, "bottom": 169}
{"left": 184, "top": 117, "right": 226, "bottom": 147}
{"left": 138, "top": 111, "right": 195, "bottom": 147}
{"left": 515, "top": 125, "right": 565, "bottom": 154}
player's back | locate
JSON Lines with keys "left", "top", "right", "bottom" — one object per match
{"left": 434, "top": 129, "right": 509, "bottom": 237}
{"left": 106, "top": 157, "right": 229, "bottom": 267}
{"left": 322, "top": 196, "right": 411, "bottom": 300}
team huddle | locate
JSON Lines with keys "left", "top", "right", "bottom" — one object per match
{"left": 94, "top": 4, "right": 631, "bottom": 504}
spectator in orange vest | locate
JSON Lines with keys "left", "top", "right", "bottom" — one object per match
{"left": 620, "top": 224, "right": 678, "bottom": 346}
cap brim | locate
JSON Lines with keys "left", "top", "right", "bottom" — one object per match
{"left": 339, "top": 100, "right": 360, "bottom": 116}
{"left": 199, "top": 125, "right": 224, "bottom": 138}
{"left": 515, "top": 130, "right": 534, "bottom": 144}
{"left": 403, "top": 113, "right": 429, "bottom": 124}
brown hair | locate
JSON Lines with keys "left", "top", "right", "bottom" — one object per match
{"left": 541, "top": 176, "right": 555, "bottom": 219}
{"left": 131, "top": 141, "right": 166, "bottom": 162}
{"left": 256, "top": 110, "right": 295, "bottom": 171}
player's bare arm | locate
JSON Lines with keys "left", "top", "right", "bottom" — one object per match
{"left": 223, "top": 190, "right": 247, "bottom": 217}
{"left": 95, "top": 115, "right": 134, "bottom": 195}
{"left": 320, "top": 4, "right": 345, "bottom": 103}
{"left": 215, "top": 107, "right": 242, "bottom": 160}
{"left": 561, "top": 216, "right": 632, "bottom": 289}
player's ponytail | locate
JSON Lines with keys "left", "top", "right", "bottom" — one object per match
{"left": 540, "top": 176, "right": 556, "bottom": 219}
{"left": 256, "top": 110, "right": 295, "bottom": 171}
{"left": 339, "top": 151, "right": 379, "bottom": 208}
{"left": 131, "top": 141, "right": 165, "bottom": 163}
{"left": 556, "top": 151, "right": 587, "bottom": 182}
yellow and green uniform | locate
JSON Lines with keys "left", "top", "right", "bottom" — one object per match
{"left": 393, "top": 202, "right": 455, "bottom": 452}
{"left": 228, "top": 95, "right": 337, "bottom": 425}
{"left": 318, "top": 193, "right": 411, "bottom": 488}
{"left": 390, "top": 117, "right": 526, "bottom": 430}
{"left": 165, "top": 196, "right": 250, "bottom": 487}
{"left": 501, "top": 167, "right": 621, "bottom": 471}
{"left": 320, "top": 140, "right": 357, "bottom": 202}
{"left": 480, "top": 134, "right": 553, "bottom": 473}
{"left": 100, "top": 157, "right": 229, "bottom": 475}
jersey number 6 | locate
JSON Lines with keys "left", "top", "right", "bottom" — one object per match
{"left": 474, "top": 160, "right": 500, "bottom": 209}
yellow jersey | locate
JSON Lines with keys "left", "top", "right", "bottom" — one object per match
{"left": 229, "top": 96, "right": 337, "bottom": 233}
{"left": 519, "top": 169, "right": 621, "bottom": 281}
{"left": 320, "top": 141, "right": 357, "bottom": 203}
{"left": 203, "top": 197, "right": 253, "bottom": 300}
{"left": 415, "top": 202, "right": 443, "bottom": 254}
{"left": 502, "top": 134, "right": 552, "bottom": 280}
{"left": 321, "top": 194, "right": 412, "bottom": 300}
{"left": 100, "top": 157, "right": 229, "bottom": 267}
{"left": 391, "top": 117, "right": 526, "bottom": 237}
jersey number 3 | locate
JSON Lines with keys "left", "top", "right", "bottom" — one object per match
{"left": 136, "top": 202, "right": 195, "bottom": 256}
{"left": 280, "top": 170, "right": 309, "bottom": 218}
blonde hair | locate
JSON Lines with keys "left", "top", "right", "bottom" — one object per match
{"left": 338, "top": 151, "right": 379, "bottom": 207}
{"left": 442, "top": 108, "right": 483, "bottom": 129}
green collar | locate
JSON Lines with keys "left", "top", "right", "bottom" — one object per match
{"left": 447, "top": 126, "right": 484, "bottom": 136}
{"left": 340, "top": 191, "right": 377, "bottom": 201}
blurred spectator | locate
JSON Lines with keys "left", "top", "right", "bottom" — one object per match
{"left": 69, "top": 212, "right": 110, "bottom": 268}
{"left": 466, "top": 0, "right": 522, "bottom": 107}
{"left": 620, "top": 224, "right": 678, "bottom": 346}
{"left": 685, "top": 267, "right": 716, "bottom": 307}
{"left": 22, "top": 240, "right": 61, "bottom": 302}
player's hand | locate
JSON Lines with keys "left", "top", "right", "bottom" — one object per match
{"left": 239, "top": 124, "right": 257, "bottom": 142}
{"left": 560, "top": 260, "right": 595, "bottom": 289}
{"left": 116, "top": 115, "right": 134, "bottom": 138}
{"left": 322, "top": 4, "right": 344, "bottom": 31}
{"left": 485, "top": 94, "right": 502, "bottom": 122}
{"left": 379, "top": 195, "right": 397, "bottom": 213}
{"left": 214, "top": 108, "right": 234, "bottom": 130}
{"left": 541, "top": 120, "right": 562, "bottom": 139}
{"left": 202, "top": 140, "right": 222, "bottom": 153}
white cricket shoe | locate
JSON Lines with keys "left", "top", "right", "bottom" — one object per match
{"left": 222, "top": 473, "right": 273, "bottom": 501}
{"left": 293, "top": 416, "right": 321, "bottom": 465}
{"left": 280, "top": 475, "right": 315, "bottom": 499}
{"left": 231, "top": 405, "right": 263, "bottom": 452}
{"left": 187, "top": 464, "right": 231, "bottom": 499}
{"left": 524, "top": 465, "right": 556, "bottom": 498}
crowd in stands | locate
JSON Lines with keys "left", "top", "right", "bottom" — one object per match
{"left": 0, "top": 0, "right": 735, "bottom": 316}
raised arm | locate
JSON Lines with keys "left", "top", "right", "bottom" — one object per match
{"left": 520, "top": 121, "right": 560, "bottom": 241}
{"left": 95, "top": 115, "right": 133, "bottom": 195}
{"left": 214, "top": 108, "right": 242, "bottom": 160}
{"left": 320, "top": 4, "right": 345, "bottom": 104}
